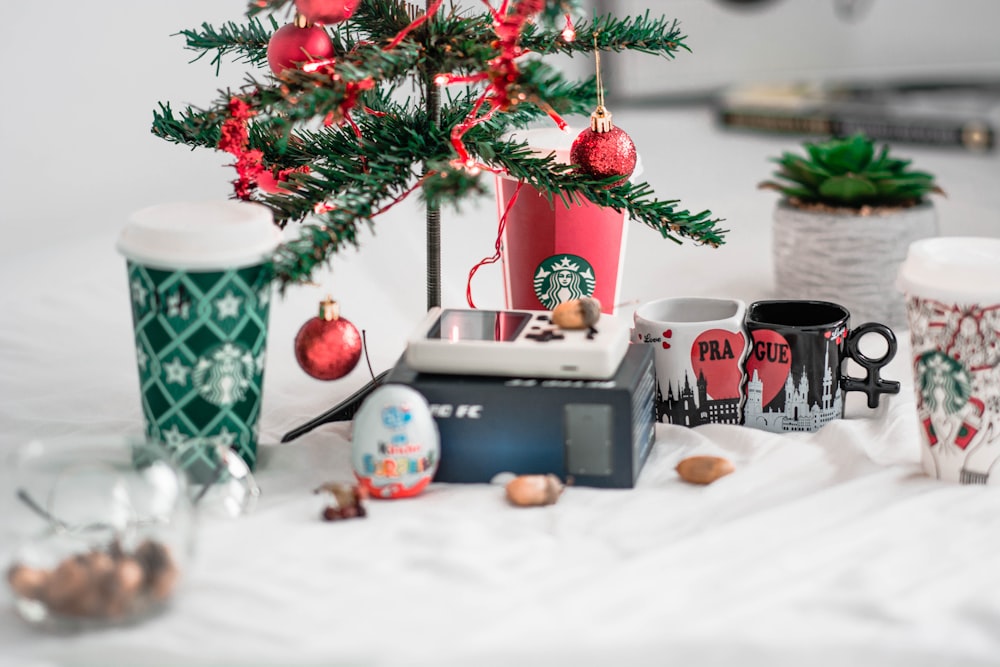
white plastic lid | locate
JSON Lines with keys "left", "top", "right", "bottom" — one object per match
{"left": 501, "top": 126, "right": 644, "bottom": 180}
{"left": 505, "top": 126, "right": 576, "bottom": 164}
{"left": 897, "top": 237, "right": 1000, "bottom": 303}
{"left": 117, "top": 201, "right": 282, "bottom": 270}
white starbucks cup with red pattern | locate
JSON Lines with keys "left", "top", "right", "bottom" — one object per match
{"left": 897, "top": 237, "right": 1000, "bottom": 484}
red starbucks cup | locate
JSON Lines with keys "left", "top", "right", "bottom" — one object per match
{"left": 497, "top": 127, "right": 641, "bottom": 316}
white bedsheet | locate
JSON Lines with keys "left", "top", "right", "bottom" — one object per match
{"left": 2, "top": 106, "right": 1000, "bottom": 667}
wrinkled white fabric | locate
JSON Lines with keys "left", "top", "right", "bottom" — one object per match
{"left": 2, "top": 107, "right": 999, "bottom": 667}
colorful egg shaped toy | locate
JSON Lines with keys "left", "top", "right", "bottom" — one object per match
{"left": 351, "top": 384, "right": 440, "bottom": 499}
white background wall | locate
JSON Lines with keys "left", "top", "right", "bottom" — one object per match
{"left": 1, "top": 3, "right": 241, "bottom": 258}
{"left": 605, "top": 0, "right": 1000, "bottom": 97}
{"left": 1, "top": 0, "right": 998, "bottom": 257}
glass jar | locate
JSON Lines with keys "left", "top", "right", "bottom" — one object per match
{"left": 3, "top": 437, "right": 196, "bottom": 629}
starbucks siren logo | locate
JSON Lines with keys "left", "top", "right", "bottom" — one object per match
{"left": 533, "top": 254, "right": 596, "bottom": 310}
{"left": 915, "top": 350, "right": 972, "bottom": 416}
{"left": 192, "top": 342, "right": 256, "bottom": 406}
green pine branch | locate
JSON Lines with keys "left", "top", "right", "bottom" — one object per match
{"left": 261, "top": 113, "right": 427, "bottom": 225}
{"left": 351, "top": 0, "right": 426, "bottom": 38}
{"left": 253, "top": 41, "right": 420, "bottom": 129}
{"left": 504, "top": 59, "right": 599, "bottom": 116}
{"left": 266, "top": 109, "right": 429, "bottom": 284}
{"left": 270, "top": 169, "right": 420, "bottom": 287}
{"left": 523, "top": 11, "right": 690, "bottom": 57}
{"left": 178, "top": 16, "right": 279, "bottom": 73}
{"left": 485, "top": 141, "right": 726, "bottom": 246}
{"left": 436, "top": 61, "right": 597, "bottom": 132}
{"left": 153, "top": 102, "right": 225, "bottom": 149}
{"left": 273, "top": 199, "right": 394, "bottom": 290}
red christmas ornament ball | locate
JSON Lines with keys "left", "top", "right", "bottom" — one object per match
{"left": 294, "top": 298, "right": 363, "bottom": 381}
{"left": 294, "top": 0, "right": 361, "bottom": 25}
{"left": 570, "top": 126, "right": 638, "bottom": 188}
{"left": 267, "top": 22, "right": 334, "bottom": 75}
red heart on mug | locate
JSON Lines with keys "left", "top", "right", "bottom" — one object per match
{"left": 745, "top": 329, "right": 792, "bottom": 407}
{"left": 690, "top": 329, "right": 746, "bottom": 399}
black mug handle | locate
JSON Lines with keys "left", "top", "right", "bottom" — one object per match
{"left": 841, "top": 322, "right": 901, "bottom": 409}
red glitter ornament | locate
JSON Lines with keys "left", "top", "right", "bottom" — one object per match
{"left": 266, "top": 19, "right": 335, "bottom": 75}
{"left": 569, "top": 39, "right": 637, "bottom": 188}
{"left": 570, "top": 116, "right": 637, "bottom": 188}
{"left": 294, "top": 0, "right": 360, "bottom": 25}
{"left": 294, "top": 297, "right": 362, "bottom": 381}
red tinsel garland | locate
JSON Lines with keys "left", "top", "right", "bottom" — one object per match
{"left": 218, "top": 97, "right": 266, "bottom": 200}
{"left": 438, "top": 0, "right": 569, "bottom": 169}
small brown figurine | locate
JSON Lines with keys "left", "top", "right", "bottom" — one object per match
{"left": 315, "top": 482, "right": 368, "bottom": 521}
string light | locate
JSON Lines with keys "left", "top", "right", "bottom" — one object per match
{"left": 301, "top": 58, "right": 337, "bottom": 73}
{"left": 561, "top": 14, "right": 576, "bottom": 42}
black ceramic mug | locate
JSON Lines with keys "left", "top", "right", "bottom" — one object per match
{"left": 742, "top": 300, "right": 900, "bottom": 433}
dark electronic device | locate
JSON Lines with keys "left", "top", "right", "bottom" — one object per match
{"left": 386, "top": 343, "right": 656, "bottom": 488}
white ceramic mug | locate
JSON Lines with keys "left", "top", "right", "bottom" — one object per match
{"left": 633, "top": 297, "right": 748, "bottom": 426}
{"left": 897, "top": 237, "right": 1000, "bottom": 484}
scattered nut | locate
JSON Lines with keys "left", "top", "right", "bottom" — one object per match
{"left": 675, "top": 456, "right": 735, "bottom": 485}
{"left": 505, "top": 474, "right": 564, "bottom": 507}
{"left": 136, "top": 539, "right": 179, "bottom": 602}
{"left": 551, "top": 297, "right": 601, "bottom": 330}
{"left": 78, "top": 551, "right": 117, "bottom": 616}
{"left": 103, "top": 557, "right": 145, "bottom": 618}
{"left": 114, "top": 558, "right": 146, "bottom": 598}
{"left": 7, "top": 564, "right": 50, "bottom": 601}
{"left": 8, "top": 540, "right": 180, "bottom": 620}
{"left": 44, "top": 557, "right": 91, "bottom": 615}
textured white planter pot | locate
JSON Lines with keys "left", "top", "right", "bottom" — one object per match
{"left": 772, "top": 200, "right": 938, "bottom": 331}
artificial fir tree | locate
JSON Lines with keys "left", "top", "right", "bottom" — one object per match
{"left": 152, "top": 0, "right": 726, "bottom": 309}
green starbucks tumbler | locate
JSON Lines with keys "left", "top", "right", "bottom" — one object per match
{"left": 117, "top": 201, "right": 282, "bottom": 480}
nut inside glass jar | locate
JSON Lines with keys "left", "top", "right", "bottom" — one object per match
{"left": 4, "top": 438, "right": 195, "bottom": 629}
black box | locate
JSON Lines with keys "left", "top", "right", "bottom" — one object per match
{"left": 385, "top": 344, "right": 656, "bottom": 488}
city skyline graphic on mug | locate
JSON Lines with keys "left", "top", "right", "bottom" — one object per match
{"left": 743, "top": 334, "right": 843, "bottom": 433}
{"left": 533, "top": 254, "right": 596, "bottom": 310}
{"left": 654, "top": 328, "right": 746, "bottom": 426}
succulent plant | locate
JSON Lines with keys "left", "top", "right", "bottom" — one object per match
{"left": 759, "top": 133, "right": 944, "bottom": 208}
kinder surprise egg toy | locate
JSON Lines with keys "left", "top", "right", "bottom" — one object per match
{"left": 351, "top": 384, "right": 440, "bottom": 499}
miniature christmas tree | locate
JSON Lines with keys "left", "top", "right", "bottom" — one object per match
{"left": 152, "top": 0, "right": 726, "bottom": 309}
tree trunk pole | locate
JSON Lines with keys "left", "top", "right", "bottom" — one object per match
{"left": 424, "top": 0, "right": 442, "bottom": 311}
